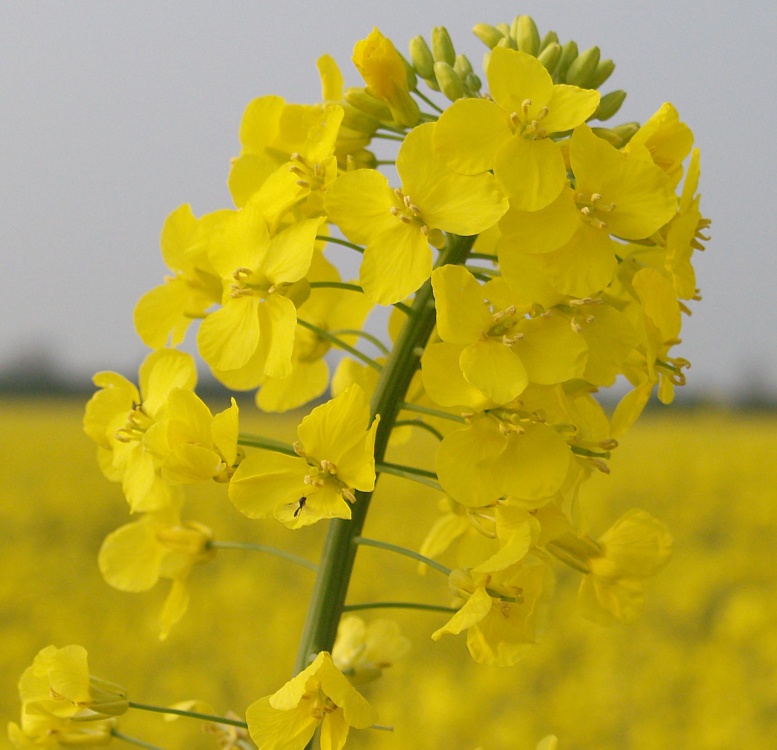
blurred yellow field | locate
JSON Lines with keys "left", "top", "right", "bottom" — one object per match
{"left": 3, "top": 398, "right": 776, "bottom": 749}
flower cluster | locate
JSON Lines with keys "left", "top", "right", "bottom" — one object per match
{"left": 8, "top": 646, "right": 127, "bottom": 749}
{"left": 13, "top": 13, "right": 709, "bottom": 750}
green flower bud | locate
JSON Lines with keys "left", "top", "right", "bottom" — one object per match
{"left": 495, "top": 35, "right": 517, "bottom": 50}
{"left": 592, "top": 122, "right": 639, "bottom": 147}
{"left": 431, "top": 26, "right": 456, "bottom": 66}
{"left": 610, "top": 121, "right": 640, "bottom": 144}
{"left": 496, "top": 22, "right": 511, "bottom": 37}
{"left": 592, "top": 90, "right": 627, "bottom": 121}
{"left": 464, "top": 72, "right": 482, "bottom": 93}
{"left": 340, "top": 103, "right": 380, "bottom": 133}
{"left": 566, "top": 46, "right": 601, "bottom": 88}
{"left": 554, "top": 40, "right": 578, "bottom": 82}
{"left": 347, "top": 150, "right": 378, "bottom": 171}
{"left": 344, "top": 87, "right": 392, "bottom": 121}
{"left": 589, "top": 58, "right": 615, "bottom": 89}
{"left": 537, "top": 41, "right": 562, "bottom": 75}
{"left": 539, "top": 30, "right": 559, "bottom": 51}
{"left": 454, "top": 53, "right": 473, "bottom": 78}
{"left": 472, "top": 23, "right": 504, "bottom": 49}
{"left": 512, "top": 15, "right": 540, "bottom": 56}
{"left": 409, "top": 35, "right": 435, "bottom": 80}
{"left": 400, "top": 52, "right": 418, "bottom": 91}
{"left": 434, "top": 61, "right": 464, "bottom": 101}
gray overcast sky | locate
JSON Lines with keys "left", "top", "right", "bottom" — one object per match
{"left": 1, "top": 1, "right": 775, "bottom": 398}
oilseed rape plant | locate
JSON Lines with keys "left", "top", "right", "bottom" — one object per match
{"left": 9, "top": 13, "right": 710, "bottom": 750}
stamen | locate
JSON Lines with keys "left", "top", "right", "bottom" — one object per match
{"left": 521, "top": 99, "right": 532, "bottom": 116}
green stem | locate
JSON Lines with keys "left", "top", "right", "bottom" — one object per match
{"left": 111, "top": 730, "right": 166, "bottom": 750}
{"left": 309, "top": 281, "right": 364, "bottom": 293}
{"left": 398, "top": 401, "right": 467, "bottom": 424}
{"left": 413, "top": 89, "right": 444, "bottom": 114}
{"left": 376, "top": 461, "right": 442, "bottom": 491}
{"left": 209, "top": 541, "right": 318, "bottom": 572}
{"left": 373, "top": 132, "right": 405, "bottom": 142}
{"left": 292, "top": 234, "right": 475, "bottom": 674}
{"left": 128, "top": 702, "right": 248, "bottom": 729}
{"left": 393, "top": 419, "right": 445, "bottom": 441}
{"left": 467, "top": 252, "right": 498, "bottom": 262}
{"left": 238, "top": 434, "right": 297, "bottom": 457}
{"left": 296, "top": 319, "right": 382, "bottom": 372}
{"left": 315, "top": 236, "right": 364, "bottom": 254}
{"left": 329, "top": 329, "right": 390, "bottom": 356}
{"left": 342, "top": 601, "right": 457, "bottom": 614}
{"left": 352, "top": 536, "right": 451, "bottom": 577}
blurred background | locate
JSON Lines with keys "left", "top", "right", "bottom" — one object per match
{"left": 2, "top": 2, "right": 776, "bottom": 749}
{"left": 1, "top": 0, "right": 775, "bottom": 400}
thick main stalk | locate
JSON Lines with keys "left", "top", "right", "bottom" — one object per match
{"left": 292, "top": 234, "right": 474, "bottom": 674}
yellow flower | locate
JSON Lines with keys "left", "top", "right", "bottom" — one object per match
{"left": 17, "top": 645, "right": 127, "bottom": 721}
{"left": 229, "top": 385, "right": 379, "bottom": 528}
{"left": 332, "top": 617, "right": 410, "bottom": 685}
{"left": 98, "top": 503, "right": 215, "bottom": 639}
{"left": 196, "top": 188, "right": 323, "bottom": 381}
{"left": 256, "top": 252, "right": 373, "bottom": 413}
{"left": 324, "top": 122, "right": 507, "bottom": 304}
{"left": 144, "top": 388, "right": 240, "bottom": 485}
{"left": 245, "top": 652, "right": 376, "bottom": 750}
{"left": 8, "top": 713, "right": 115, "bottom": 749}
{"left": 548, "top": 509, "right": 673, "bottom": 624}
{"left": 352, "top": 28, "right": 419, "bottom": 127}
{"left": 435, "top": 47, "right": 599, "bottom": 210}
{"left": 133, "top": 204, "right": 225, "bottom": 349}
{"left": 83, "top": 350, "right": 197, "bottom": 512}
{"left": 228, "top": 94, "right": 343, "bottom": 211}
{"left": 432, "top": 565, "right": 550, "bottom": 666}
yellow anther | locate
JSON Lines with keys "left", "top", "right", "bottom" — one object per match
{"left": 295, "top": 179, "right": 310, "bottom": 189}
{"left": 591, "top": 193, "right": 603, "bottom": 202}
{"left": 320, "top": 459, "right": 338, "bottom": 475}
{"left": 509, "top": 111, "right": 521, "bottom": 128}
{"left": 492, "top": 305, "right": 516, "bottom": 324}
{"left": 229, "top": 285, "right": 253, "bottom": 298}
{"left": 580, "top": 206, "right": 591, "bottom": 216}
{"left": 403, "top": 195, "right": 412, "bottom": 208}
{"left": 398, "top": 214, "right": 412, "bottom": 224}
{"left": 521, "top": 98, "right": 532, "bottom": 115}
{"left": 342, "top": 487, "right": 357, "bottom": 503}
{"left": 389, "top": 206, "right": 400, "bottom": 216}
{"left": 293, "top": 441, "right": 306, "bottom": 457}
{"left": 570, "top": 319, "right": 582, "bottom": 334}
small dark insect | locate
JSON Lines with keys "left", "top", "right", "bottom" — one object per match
{"left": 293, "top": 497, "right": 307, "bottom": 518}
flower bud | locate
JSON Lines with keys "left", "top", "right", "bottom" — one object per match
{"left": 400, "top": 53, "right": 417, "bottom": 90}
{"left": 565, "top": 45, "right": 601, "bottom": 87}
{"left": 593, "top": 89, "right": 627, "bottom": 121}
{"left": 434, "top": 61, "right": 464, "bottom": 101}
{"left": 464, "top": 72, "right": 482, "bottom": 93}
{"left": 539, "top": 30, "right": 559, "bottom": 51}
{"left": 453, "top": 53, "right": 473, "bottom": 77}
{"left": 537, "top": 41, "right": 562, "bottom": 75}
{"left": 472, "top": 22, "right": 504, "bottom": 49}
{"left": 512, "top": 15, "right": 540, "bottom": 56}
{"left": 344, "top": 87, "right": 392, "bottom": 121}
{"left": 591, "top": 122, "right": 639, "bottom": 147}
{"left": 409, "top": 35, "right": 435, "bottom": 79}
{"left": 554, "top": 40, "right": 578, "bottom": 82}
{"left": 340, "top": 103, "right": 380, "bottom": 133}
{"left": 589, "top": 58, "right": 615, "bottom": 89}
{"left": 431, "top": 26, "right": 456, "bottom": 65}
